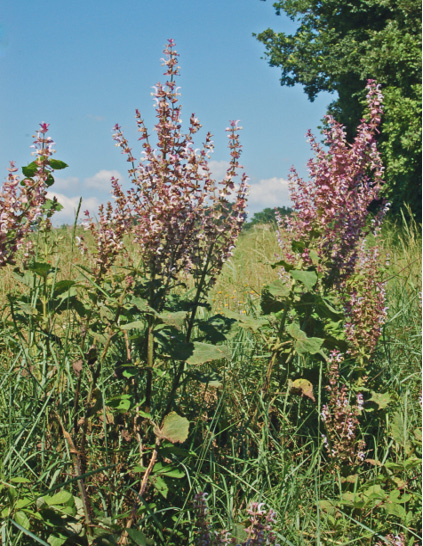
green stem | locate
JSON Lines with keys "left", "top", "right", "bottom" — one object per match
{"left": 145, "top": 320, "right": 154, "bottom": 412}
{"left": 164, "top": 244, "right": 214, "bottom": 416}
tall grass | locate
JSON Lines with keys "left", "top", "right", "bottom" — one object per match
{"left": 0, "top": 219, "right": 421, "bottom": 546}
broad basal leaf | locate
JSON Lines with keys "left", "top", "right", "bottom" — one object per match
{"left": 154, "top": 412, "right": 189, "bottom": 444}
{"left": 185, "top": 342, "right": 230, "bottom": 365}
{"left": 286, "top": 323, "right": 323, "bottom": 355}
{"left": 290, "top": 270, "right": 317, "bottom": 290}
{"left": 156, "top": 310, "right": 187, "bottom": 330}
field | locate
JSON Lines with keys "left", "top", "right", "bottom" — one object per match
{"left": 0, "top": 48, "right": 421, "bottom": 546}
{"left": 0, "top": 216, "right": 421, "bottom": 546}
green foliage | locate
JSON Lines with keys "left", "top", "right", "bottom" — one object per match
{"left": 255, "top": 0, "right": 422, "bottom": 219}
{"left": 243, "top": 206, "right": 291, "bottom": 230}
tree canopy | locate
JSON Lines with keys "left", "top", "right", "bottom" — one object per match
{"left": 256, "top": 0, "right": 422, "bottom": 219}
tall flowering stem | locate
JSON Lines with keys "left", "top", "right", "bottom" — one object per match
{"left": 278, "top": 80, "right": 385, "bottom": 286}
{"left": 271, "top": 81, "right": 388, "bottom": 368}
{"left": 320, "top": 351, "right": 366, "bottom": 466}
{"left": 84, "top": 41, "right": 248, "bottom": 415}
{"left": 0, "top": 123, "right": 56, "bottom": 267}
{"left": 86, "top": 40, "right": 248, "bottom": 288}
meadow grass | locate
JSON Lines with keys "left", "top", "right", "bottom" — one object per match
{"left": 0, "top": 220, "right": 421, "bottom": 546}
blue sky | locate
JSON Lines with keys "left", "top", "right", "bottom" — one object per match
{"left": 0, "top": 0, "right": 332, "bottom": 225}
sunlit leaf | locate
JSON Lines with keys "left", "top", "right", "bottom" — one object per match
{"left": 290, "top": 269, "right": 317, "bottom": 290}
{"left": 154, "top": 412, "right": 189, "bottom": 444}
{"left": 289, "top": 378, "right": 316, "bottom": 402}
{"left": 286, "top": 323, "right": 323, "bottom": 355}
{"left": 49, "top": 159, "right": 68, "bottom": 170}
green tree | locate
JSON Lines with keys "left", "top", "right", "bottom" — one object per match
{"left": 256, "top": 0, "right": 422, "bottom": 219}
{"left": 244, "top": 206, "right": 292, "bottom": 230}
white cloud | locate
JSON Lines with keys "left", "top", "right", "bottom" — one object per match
{"left": 207, "top": 160, "right": 230, "bottom": 180}
{"left": 52, "top": 176, "right": 80, "bottom": 193}
{"left": 247, "top": 177, "right": 291, "bottom": 214}
{"left": 47, "top": 192, "right": 102, "bottom": 226}
{"left": 84, "top": 170, "right": 123, "bottom": 191}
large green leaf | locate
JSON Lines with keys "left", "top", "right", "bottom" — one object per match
{"left": 49, "top": 159, "right": 68, "bottom": 170}
{"left": 186, "top": 342, "right": 231, "bottom": 365}
{"left": 154, "top": 412, "right": 189, "bottom": 444}
{"left": 369, "top": 391, "right": 393, "bottom": 410}
{"left": 197, "top": 314, "right": 238, "bottom": 342}
{"left": 156, "top": 310, "right": 187, "bottom": 330}
{"left": 21, "top": 161, "right": 38, "bottom": 177}
{"left": 153, "top": 462, "right": 185, "bottom": 479}
{"left": 286, "top": 323, "right": 323, "bottom": 355}
{"left": 266, "top": 279, "right": 291, "bottom": 298}
{"left": 149, "top": 475, "right": 168, "bottom": 498}
{"left": 27, "top": 262, "right": 52, "bottom": 278}
{"left": 14, "top": 511, "right": 30, "bottom": 530}
{"left": 45, "top": 490, "right": 73, "bottom": 506}
{"left": 121, "top": 321, "right": 146, "bottom": 330}
{"left": 290, "top": 270, "right": 317, "bottom": 290}
{"left": 107, "top": 394, "right": 132, "bottom": 413}
{"left": 52, "top": 280, "right": 76, "bottom": 297}
{"left": 260, "top": 279, "right": 290, "bottom": 314}
{"left": 223, "top": 309, "right": 267, "bottom": 332}
{"left": 47, "top": 535, "right": 68, "bottom": 546}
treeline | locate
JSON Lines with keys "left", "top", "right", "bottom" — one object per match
{"left": 256, "top": 0, "right": 422, "bottom": 220}
{"left": 243, "top": 206, "right": 292, "bottom": 230}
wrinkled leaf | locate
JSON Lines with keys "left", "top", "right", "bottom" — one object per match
{"left": 185, "top": 342, "right": 230, "bottom": 365}
{"left": 154, "top": 412, "right": 189, "bottom": 444}
{"left": 153, "top": 462, "right": 185, "bottom": 479}
{"left": 286, "top": 323, "right": 323, "bottom": 355}
{"left": 27, "top": 262, "right": 51, "bottom": 278}
{"left": 22, "top": 161, "right": 38, "bottom": 177}
{"left": 289, "top": 378, "right": 316, "bottom": 402}
{"left": 47, "top": 535, "right": 68, "bottom": 546}
{"left": 45, "top": 490, "right": 73, "bottom": 506}
{"left": 121, "top": 321, "right": 146, "bottom": 330}
{"left": 290, "top": 269, "right": 317, "bottom": 290}
{"left": 157, "top": 311, "right": 187, "bottom": 330}
{"left": 149, "top": 474, "right": 168, "bottom": 498}
{"left": 223, "top": 309, "right": 266, "bottom": 332}
{"left": 369, "top": 391, "right": 393, "bottom": 409}
{"left": 107, "top": 394, "right": 132, "bottom": 413}
{"left": 14, "top": 511, "right": 30, "bottom": 529}
{"left": 266, "top": 279, "right": 291, "bottom": 298}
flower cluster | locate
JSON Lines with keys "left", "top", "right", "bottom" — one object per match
{"left": 321, "top": 351, "right": 366, "bottom": 465}
{"left": 277, "top": 80, "right": 385, "bottom": 286}
{"left": 82, "top": 178, "right": 129, "bottom": 276}
{"left": 342, "top": 232, "right": 388, "bottom": 361}
{"left": 244, "top": 502, "right": 280, "bottom": 546}
{"left": 85, "top": 40, "right": 248, "bottom": 283}
{"left": 192, "top": 493, "right": 280, "bottom": 546}
{"left": 0, "top": 123, "right": 55, "bottom": 267}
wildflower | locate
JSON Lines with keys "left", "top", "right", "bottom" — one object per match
{"left": 277, "top": 80, "right": 385, "bottom": 286}
{"left": 0, "top": 123, "right": 57, "bottom": 267}
{"left": 320, "top": 351, "right": 366, "bottom": 465}
{"left": 85, "top": 41, "right": 248, "bottom": 284}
